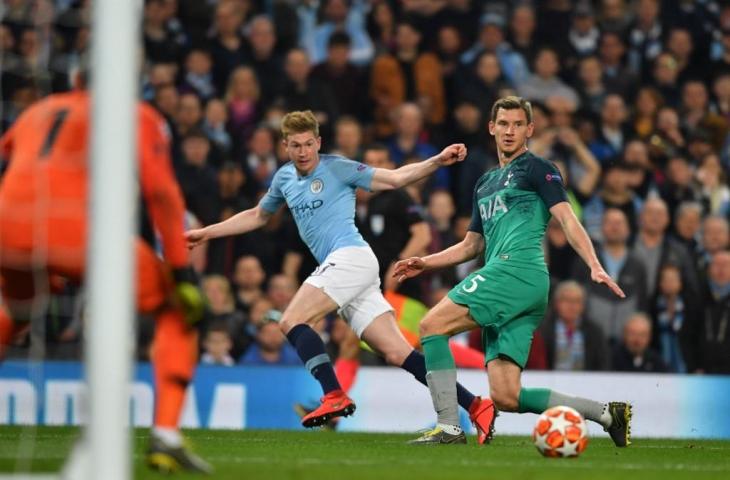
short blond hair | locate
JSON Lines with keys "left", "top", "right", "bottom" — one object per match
{"left": 281, "top": 110, "right": 319, "bottom": 139}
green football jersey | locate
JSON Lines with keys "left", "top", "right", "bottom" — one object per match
{"left": 468, "top": 151, "right": 568, "bottom": 272}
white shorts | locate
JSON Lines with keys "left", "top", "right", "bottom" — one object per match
{"left": 304, "top": 246, "right": 393, "bottom": 337}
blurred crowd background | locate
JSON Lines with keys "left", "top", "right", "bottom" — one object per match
{"left": 1, "top": 0, "right": 729, "bottom": 375}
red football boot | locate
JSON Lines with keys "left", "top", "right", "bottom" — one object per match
{"left": 301, "top": 390, "right": 356, "bottom": 428}
{"left": 469, "top": 396, "right": 498, "bottom": 445}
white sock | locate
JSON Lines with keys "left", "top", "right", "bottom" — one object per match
{"left": 153, "top": 427, "right": 182, "bottom": 447}
{"left": 437, "top": 423, "right": 463, "bottom": 435}
{"left": 599, "top": 404, "right": 612, "bottom": 429}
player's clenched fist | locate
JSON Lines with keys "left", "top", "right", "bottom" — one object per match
{"left": 393, "top": 257, "right": 426, "bottom": 283}
{"left": 436, "top": 144, "right": 467, "bottom": 166}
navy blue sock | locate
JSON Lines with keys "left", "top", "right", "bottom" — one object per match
{"left": 286, "top": 324, "right": 341, "bottom": 394}
{"left": 401, "top": 350, "right": 476, "bottom": 410}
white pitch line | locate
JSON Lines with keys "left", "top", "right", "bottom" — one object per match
{"left": 173, "top": 455, "right": 730, "bottom": 473}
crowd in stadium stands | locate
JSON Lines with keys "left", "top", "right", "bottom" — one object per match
{"left": 1, "top": 0, "right": 729, "bottom": 374}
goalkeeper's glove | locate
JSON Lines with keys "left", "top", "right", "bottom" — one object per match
{"left": 172, "top": 267, "right": 205, "bottom": 325}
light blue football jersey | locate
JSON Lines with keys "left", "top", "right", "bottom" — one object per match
{"left": 258, "top": 154, "right": 375, "bottom": 263}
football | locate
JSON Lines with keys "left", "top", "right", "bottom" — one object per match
{"left": 532, "top": 406, "right": 589, "bottom": 458}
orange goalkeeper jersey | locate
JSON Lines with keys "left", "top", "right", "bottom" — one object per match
{"left": 0, "top": 90, "right": 188, "bottom": 271}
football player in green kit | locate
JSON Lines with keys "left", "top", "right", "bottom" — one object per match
{"left": 394, "top": 96, "right": 632, "bottom": 446}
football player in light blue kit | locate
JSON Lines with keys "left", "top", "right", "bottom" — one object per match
{"left": 186, "top": 110, "right": 498, "bottom": 439}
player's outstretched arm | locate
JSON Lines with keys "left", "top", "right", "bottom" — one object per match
{"left": 369, "top": 143, "right": 467, "bottom": 191}
{"left": 185, "top": 205, "right": 272, "bottom": 249}
{"left": 393, "top": 231, "right": 483, "bottom": 282}
{"left": 550, "top": 202, "right": 626, "bottom": 298}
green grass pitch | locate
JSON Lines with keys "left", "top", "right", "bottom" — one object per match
{"left": 1, "top": 427, "right": 729, "bottom": 480}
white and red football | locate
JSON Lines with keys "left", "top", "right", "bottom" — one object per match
{"left": 532, "top": 405, "right": 589, "bottom": 458}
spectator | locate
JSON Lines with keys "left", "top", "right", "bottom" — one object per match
{"left": 649, "top": 52, "right": 682, "bottom": 108}
{"left": 232, "top": 255, "right": 266, "bottom": 315}
{"left": 506, "top": 3, "right": 538, "bottom": 66}
{"left": 200, "top": 322, "right": 236, "bottom": 366}
{"left": 175, "top": 129, "right": 219, "bottom": 225}
{"left": 651, "top": 264, "right": 701, "bottom": 373}
{"left": 672, "top": 201, "right": 703, "bottom": 255}
{"left": 573, "top": 208, "right": 648, "bottom": 343}
{"left": 248, "top": 297, "right": 274, "bottom": 326}
{"left": 517, "top": 47, "right": 579, "bottom": 106}
{"left": 566, "top": 2, "right": 600, "bottom": 63}
{"left": 331, "top": 116, "right": 363, "bottom": 162}
{"left": 695, "top": 153, "right": 730, "bottom": 217}
{"left": 201, "top": 274, "right": 250, "bottom": 357}
{"left": 581, "top": 163, "right": 643, "bottom": 242}
{"left": 386, "top": 103, "right": 446, "bottom": 189}
{"left": 143, "top": 0, "right": 187, "bottom": 64}
{"left": 658, "top": 154, "right": 700, "bottom": 220}
{"left": 424, "top": 189, "right": 458, "bottom": 293}
{"left": 711, "top": 72, "right": 730, "bottom": 128}
{"left": 575, "top": 55, "right": 608, "bottom": 117}
{"left": 545, "top": 217, "right": 580, "bottom": 285}
{"left": 632, "top": 197, "right": 699, "bottom": 300}
{"left": 631, "top": 86, "right": 664, "bottom": 140}
{"left": 266, "top": 274, "right": 297, "bottom": 313}
{"left": 649, "top": 108, "right": 686, "bottom": 167}
{"left": 216, "top": 161, "right": 250, "bottom": 214}
{"left": 539, "top": 281, "right": 609, "bottom": 371}
{"left": 202, "top": 98, "right": 232, "bottom": 155}
{"left": 142, "top": 62, "right": 177, "bottom": 102}
{"left": 209, "top": 0, "right": 248, "bottom": 93}
{"left": 224, "top": 66, "right": 261, "bottom": 151}
{"left": 696, "top": 251, "right": 730, "bottom": 374}
{"left": 176, "top": 92, "right": 204, "bottom": 139}
{"left": 627, "top": 0, "right": 664, "bottom": 81}
{"left": 297, "top": 0, "right": 374, "bottom": 67}
{"left": 310, "top": 32, "right": 368, "bottom": 120}
{"left": 365, "top": 0, "right": 396, "bottom": 56}
{"left": 529, "top": 123, "right": 602, "bottom": 209}
{"left": 152, "top": 83, "right": 180, "bottom": 129}
{"left": 446, "top": 101, "right": 497, "bottom": 214}
{"left": 239, "top": 310, "right": 301, "bottom": 366}
{"left": 179, "top": 48, "right": 216, "bottom": 101}
{"left": 680, "top": 80, "right": 729, "bottom": 152}
{"left": 598, "top": 0, "right": 632, "bottom": 34}
{"left": 204, "top": 164, "right": 264, "bottom": 276}
{"left": 592, "top": 94, "right": 631, "bottom": 164}
{"left": 665, "top": 27, "right": 703, "bottom": 86}
{"left": 461, "top": 12, "right": 529, "bottom": 87}
{"left": 695, "top": 216, "right": 730, "bottom": 285}
{"left": 455, "top": 51, "right": 509, "bottom": 123}
{"left": 710, "top": 26, "right": 730, "bottom": 79}
{"left": 244, "top": 15, "right": 284, "bottom": 109}
{"left": 612, "top": 313, "right": 668, "bottom": 372}
{"left": 370, "top": 18, "right": 446, "bottom": 138}
{"left": 243, "top": 125, "right": 278, "bottom": 194}
{"left": 597, "top": 31, "right": 637, "bottom": 100}
{"left": 622, "top": 140, "right": 655, "bottom": 199}
{"left": 276, "top": 48, "right": 338, "bottom": 142}
{"left": 435, "top": 24, "right": 465, "bottom": 112}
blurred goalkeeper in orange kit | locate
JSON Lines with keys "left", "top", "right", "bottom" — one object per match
{"left": 0, "top": 71, "right": 212, "bottom": 475}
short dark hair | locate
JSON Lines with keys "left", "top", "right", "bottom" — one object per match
{"left": 183, "top": 127, "right": 209, "bottom": 142}
{"left": 363, "top": 143, "right": 389, "bottom": 155}
{"left": 490, "top": 96, "right": 533, "bottom": 123}
{"left": 328, "top": 31, "right": 351, "bottom": 48}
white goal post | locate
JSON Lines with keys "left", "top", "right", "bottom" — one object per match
{"left": 67, "top": 0, "right": 140, "bottom": 479}
{"left": 0, "top": 1, "right": 139, "bottom": 478}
